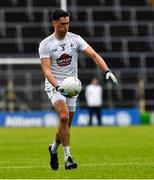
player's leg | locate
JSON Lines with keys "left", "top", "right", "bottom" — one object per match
{"left": 46, "top": 82, "right": 77, "bottom": 170}
{"left": 96, "top": 107, "right": 102, "bottom": 125}
{"left": 46, "top": 82, "right": 66, "bottom": 150}
{"left": 46, "top": 83, "right": 67, "bottom": 170}
{"left": 48, "top": 99, "right": 69, "bottom": 170}
{"left": 50, "top": 102, "right": 76, "bottom": 156}
{"left": 89, "top": 107, "right": 94, "bottom": 125}
{"left": 50, "top": 132, "right": 60, "bottom": 153}
{"left": 51, "top": 111, "right": 73, "bottom": 154}
{"left": 63, "top": 97, "right": 78, "bottom": 169}
{"left": 68, "top": 111, "right": 74, "bottom": 127}
{"left": 54, "top": 100, "right": 70, "bottom": 147}
{"left": 51, "top": 109, "right": 77, "bottom": 170}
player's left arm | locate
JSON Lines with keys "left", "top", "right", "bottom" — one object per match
{"left": 83, "top": 46, "right": 118, "bottom": 85}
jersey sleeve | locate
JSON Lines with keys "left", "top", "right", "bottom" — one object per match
{"left": 38, "top": 41, "right": 50, "bottom": 59}
{"left": 77, "top": 35, "right": 89, "bottom": 51}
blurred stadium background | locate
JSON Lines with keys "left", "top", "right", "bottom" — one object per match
{"left": 0, "top": 0, "right": 154, "bottom": 126}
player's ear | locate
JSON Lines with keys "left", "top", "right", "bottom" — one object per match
{"left": 52, "top": 20, "right": 56, "bottom": 27}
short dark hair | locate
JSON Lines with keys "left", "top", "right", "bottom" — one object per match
{"left": 50, "top": 9, "right": 70, "bottom": 21}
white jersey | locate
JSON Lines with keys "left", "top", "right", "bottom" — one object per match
{"left": 38, "top": 32, "right": 89, "bottom": 85}
{"left": 85, "top": 84, "right": 102, "bottom": 107}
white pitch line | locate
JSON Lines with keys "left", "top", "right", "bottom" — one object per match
{"left": 0, "top": 162, "right": 154, "bottom": 169}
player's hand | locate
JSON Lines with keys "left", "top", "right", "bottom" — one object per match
{"left": 55, "top": 86, "right": 71, "bottom": 97}
{"left": 105, "top": 70, "right": 118, "bottom": 85}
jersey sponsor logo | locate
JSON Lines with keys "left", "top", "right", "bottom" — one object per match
{"left": 57, "top": 53, "right": 72, "bottom": 66}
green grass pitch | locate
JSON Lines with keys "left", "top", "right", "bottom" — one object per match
{"left": 0, "top": 126, "right": 154, "bottom": 179}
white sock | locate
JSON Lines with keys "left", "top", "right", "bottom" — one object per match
{"left": 51, "top": 140, "right": 60, "bottom": 153}
{"left": 63, "top": 146, "right": 71, "bottom": 161}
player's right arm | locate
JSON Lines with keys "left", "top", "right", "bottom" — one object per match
{"left": 39, "top": 38, "right": 59, "bottom": 88}
{"left": 40, "top": 58, "right": 58, "bottom": 88}
{"left": 41, "top": 58, "right": 69, "bottom": 96}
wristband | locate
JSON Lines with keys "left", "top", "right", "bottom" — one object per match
{"left": 55, "top": 86, "right": 60, "bottom": 91}
{"left": 105, "top": 70, "right": 110, "bottom": 75}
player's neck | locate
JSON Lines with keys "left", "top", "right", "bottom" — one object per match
{"left": 54, "top": 32, "right": 66, "bottom": 40}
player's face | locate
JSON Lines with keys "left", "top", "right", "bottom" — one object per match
{"left": 53, "top": 16, "right": 70, "bottom": 38}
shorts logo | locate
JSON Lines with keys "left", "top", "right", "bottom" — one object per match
{"left": 57, "top": 53, "right": 72, "bottom": 66}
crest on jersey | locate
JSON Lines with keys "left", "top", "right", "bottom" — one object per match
{"left": 57, "top": 53, "right": 72, "bottom": 66}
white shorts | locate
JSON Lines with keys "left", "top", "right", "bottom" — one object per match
{"left": 45, "top": 82, "right": 77, "bottom": 112}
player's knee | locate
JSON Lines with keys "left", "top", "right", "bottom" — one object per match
{"left": 59, "top": 113, "right": 69, "bottom": 124}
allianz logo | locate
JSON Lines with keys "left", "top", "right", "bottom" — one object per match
{"left": 77, "top": 111, "right": 132, "bottom": 126}
{"left": 4, "top": 113, "right": 58, "bottom": 127}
